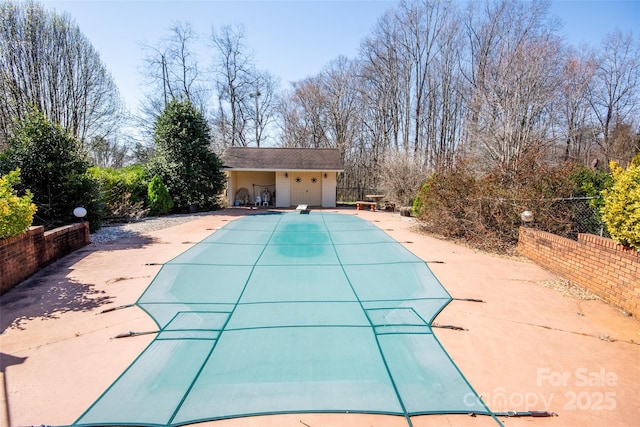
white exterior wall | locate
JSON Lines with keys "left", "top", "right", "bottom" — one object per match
{"left": 289, "top": 172, "right": 323, "bottom": 206}
{"left": 275, "top": 172, "right": 291, "bottom": 208}
{"left": 321, "top": 172, "right": 337, "bottom": 208}
{"left": 226, "top": 171, "right": 237, "bottom": 207}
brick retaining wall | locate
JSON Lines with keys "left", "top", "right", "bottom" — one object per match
{"left": 0, "top": 223, "right": 90, "bottom": 294}
{"left": 518, "top": 227, "right": 639, "bottom": 319}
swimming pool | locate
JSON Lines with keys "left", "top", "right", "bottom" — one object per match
{"left": 74, "top": 212, "right": 495, "bottom": 426}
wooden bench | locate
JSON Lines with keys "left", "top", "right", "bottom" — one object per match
{"left": 356, "top": 201, "right": 376, "bottom": 211}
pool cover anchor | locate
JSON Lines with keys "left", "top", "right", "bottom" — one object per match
{"left": 432, "top": 324, "right": 467, "bottom": 331}
{"left": 469, "top": 410, "right": 558, "bottom": 417}
{"left": 453, "top": 297, "right": 485, "bottom": 303}
{"left": 99, "top": 303, "right": 135, "bottom": 314}
{"left": 114, "top": 330, "right": 158, "bottom": 339}
{"left": 497, "top": 410, "right": 558, "bottom": 417}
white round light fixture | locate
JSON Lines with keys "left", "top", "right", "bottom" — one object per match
{"left": 73, "top": 207, "right": 87, "bottom": 219}
{"left": 520, "top": 210, "right": 534, "bottom": 226}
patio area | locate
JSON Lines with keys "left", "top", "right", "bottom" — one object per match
{"left": 1, "top": 208, "right": 638, "bottom": 427}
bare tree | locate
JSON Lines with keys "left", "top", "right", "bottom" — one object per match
{"left": 280, "top": 77, "right": 330, "bottom": 148}
{"left": 358, "top": 0, "right": 464, "bottom": 175}
{"left": 0, "top": 0, "right": 124, "bottom": 148}
{"left": 395, "top": 0, "right": 454, "bottom": 158}
{"left": 428, "top": 16, "right": 465, "bottom": 173}
{"left": 211, "top": 25, "right": 253, "bottom": 147}
{"left": 168, "top": 22, "right": 203, "bottom": 104}
{"left": 462, "top": 0, "right": 562, "bottom": 172}
{"left": 138, "top": 22, "right": 208, "bottom": 138}
{"left": 277, "top": 93, "right": 311, "bottom": 148}
{"left": 588, "top": 30, "right": 640, "bottom": 164}
{"left": 246, "top": 70, "right": 279, "bottom": 147}
{"left": 88, "top": 135, "right": 128, "bottom": 168}
{"left": 360, "top": 9, "right": 405, "bottom": 156}
{"left": 320, "top": 57, "right": 361, "bottom": 153}
{"left": 378, "top": 149, "right": 426, "bottom": 206}
{"left": 461, "top": 0, "right": 505, "bottom": 151}
{"left": 555, "top": 47, "right": 597, "bottom": 163}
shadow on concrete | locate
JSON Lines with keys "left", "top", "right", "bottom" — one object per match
{"left": 1, "top": 352, "right": 27, "bottom": 427}
{"left": 0, "top": 210, "right": 263, "bottom": 334}
{"left": 0, "top": 233, "right": 156, "bottom": 334}
{"left": 0, "top": 273, "right": 112, "bottom": 333}
{"left": 0, "top": 353, "right": 26, "bottom": 373}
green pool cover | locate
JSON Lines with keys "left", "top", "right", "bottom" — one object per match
{"left": 74, "top": 212, "right": 497, "bottom": 426}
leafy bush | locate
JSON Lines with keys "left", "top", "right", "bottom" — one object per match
{"left": 147, "top": 175, "right": 173, "bottom": 215}
{"left": 148, "top": 99, "right": 225, "bottom": 211}
{"left": 0, "top": 169, "right": 37, "bottom": 238}
{"left": 412, "top": 191, "right": 423, "bottom": 217}
{"left": 570, "top": 166, "right": 614, "bottom": 235}
{"left": 572, "top": 166, "right": 614, "bottom": 198}
{"left": 601, "top": 161, "right": 640, "bottom": 250}
{"left": 88, "top": 165, "right": 148, "bottom": 221}
{"left": 0, "top": 108, "right": 102, "bottom": 231}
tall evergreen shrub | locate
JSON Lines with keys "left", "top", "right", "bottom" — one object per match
{"left": 0, "top": 109, "right": 102, "bottom": 230}
{"left": 148, "top": 99, "right": 225, "bottom": 211}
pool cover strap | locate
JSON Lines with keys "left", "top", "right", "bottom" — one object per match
{"left": 74, "top": 212, "right": 499, "bottom": 426}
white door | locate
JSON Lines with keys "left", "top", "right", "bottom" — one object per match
{"left": 290, "top": 173, "right": 322, "bottom": 206}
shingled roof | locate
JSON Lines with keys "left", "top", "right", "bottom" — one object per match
{"left": 221, "top": 147, "right": 343, "bottom": 171}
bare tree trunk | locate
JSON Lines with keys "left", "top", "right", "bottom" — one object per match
{"left": 211, "top": 25, "right": 252, "bottom": 147}
{"left": 462, "top": 0, "right": 560, "bottom": 172}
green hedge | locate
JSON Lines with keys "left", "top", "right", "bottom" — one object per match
{"left": 88, "top": 165, "right": 149, "bottom": 221}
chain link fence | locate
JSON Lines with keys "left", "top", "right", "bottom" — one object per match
{"left": 542, "top": 197, "right": 608, "bottom": 239}
{"left": 339, "top": 188, "right": 606, "bottom": 243}
{"left": 501, "top": 196, "right": 608, "bottom": 241}
{"left": 420, "top": 195, "right": 609, "bottom": 251}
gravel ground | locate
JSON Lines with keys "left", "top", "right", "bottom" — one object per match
{"left": 90, "top": 213, "right": 210, "bottom": 244}
{"left": 538, "top": 278, "right": 601, "bottom": 300}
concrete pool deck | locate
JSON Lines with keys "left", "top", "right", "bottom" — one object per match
{"left": 1, "top": 208, "right": 638, "bottom": 427}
